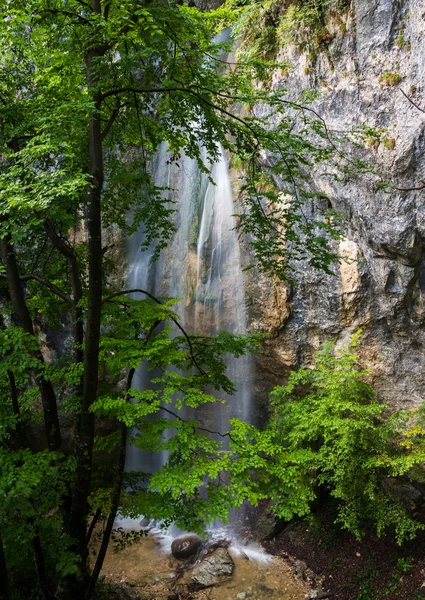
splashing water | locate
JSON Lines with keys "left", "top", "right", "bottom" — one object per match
{"left": 120, "top": 142, "right": 262, "bottom": 555}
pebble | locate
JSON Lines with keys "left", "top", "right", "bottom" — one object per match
{"left": 236, "top": 592, "right": 253, "bottom": 599}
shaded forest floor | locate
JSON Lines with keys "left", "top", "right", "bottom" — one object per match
{"left": 263, "top": 501, "right": 425, "bottom": 600}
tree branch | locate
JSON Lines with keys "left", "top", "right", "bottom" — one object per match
{"left": 44, "top": 219, "right": 76, "bottom": 259}
{"left": 18, "top": 275, "right": 71, "bottom": 303}
{"left": 400, "top": 88, "right": 425, "bottom": 114}
{"left": 102, "top": 242, "right": 115, "bottom": 254}
{"left": 100, "top": 85, "right": 187, "bottom": 102}
{"left": 86, "top": 367, "right": 135, "bottom": 600}
{"left": 101, "top": 98, "right": 122, "bottom": 140}
{"left": 102, "top": 288, "right": 207, "bottom": 377}
{"left": 40, "top": 9, "right": 93, "bottom": 25}
{"left": 159, "top": 405, "right": 235, "bottom": 442}
{"left": 393, "top": 180, "right": 425, "bottom": 192}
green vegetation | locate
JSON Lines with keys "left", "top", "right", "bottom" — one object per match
{"left": 0, "top": 0, "right": 367, "bottom": 598}
{"left": 268, "top": 333, "right": 425, "bottom": 543}
{"left": 233, "top": 0, "right": 351, "bottom": 62}
{"left": 379, "top": 72, "right": 403, "bottom": 87}
{"left": 353, "top": 560, "right": 379, "bottom": 600}
{"left": 382, "top": 138, "right": 396, "bottom": 151}
{"left": 0, "top": 0, "right": 410, "bottom": 598}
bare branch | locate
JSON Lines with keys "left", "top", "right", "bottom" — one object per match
{"left": 400, "top": 88, "right": 425, "bottom": 114}
{"left": 393, "top": 180, "right": 425, "bottom": 192}
{"left": 44, "top": 219, "right": 76, "bottom": 259}
{"left": 99, "top": 85, "right": 262, "bottom": 143}
{"left": 101, "top": 98, "right": 122, "bottom": 140}
{"left": 102, "top": 242, "right": 115, "bottom": 254}
{"left": 100, "top": 86, "right": 185, "bottom": 102}
{"left": 157, "top": 405, "right": 236, "bottom": 442}
{"left": 39, "top": 9, "right": 93, "bottom": 25}
{"left": 0, "top": 274, "right": 70, "bottom": 303}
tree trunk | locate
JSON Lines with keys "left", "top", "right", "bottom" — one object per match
{"left": 0, "top": 236, "right": 61, "bottom": 451}
{"left": 86, "top": 368, "right": 134, "bottom": 599}
{"left": 33, "top": 534, "right": 53, "bottom": 600}
{"left": 0, "top": 535, "right": 10, "bottom": 600}
{"left": 57, "top": 5, "right": 106, "bottom": 594}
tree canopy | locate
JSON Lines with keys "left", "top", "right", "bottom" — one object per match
{"left": 0, "top": 1, "right": 367, "bottom": 599}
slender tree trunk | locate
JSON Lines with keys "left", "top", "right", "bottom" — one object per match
{"left": 86, "top": 368, "right": 134, "bottom": 600}
{"left": 44, "top": 219, "right": 84, "bottom": 369}
{"left": 0, "top": 236, "right": 61, "bottom": 450}
{"left": 85, "top": 508, "right": 102, "bottom": 546}
{"left": 33, "top": 534, "right": 53, "bottom": 600}
{"left": 57, "top": 6, "right": 106, "bottom": 594}
{"left": 0, "top": 535, "right": 10, "bottom": 600}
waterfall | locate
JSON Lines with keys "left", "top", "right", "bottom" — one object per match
{"left": 125, "top": 142, "right": 171, "bottom": 475}
{"left": 124, "top": 141, "right": 254, "bottom": 531}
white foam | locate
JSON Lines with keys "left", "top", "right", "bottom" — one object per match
{"left": 114, "top": 515, "right": 274, "bottom": 564}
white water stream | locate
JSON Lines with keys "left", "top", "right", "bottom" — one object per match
{"left": 119, "top": 141, "right": 263, "bottom": 557}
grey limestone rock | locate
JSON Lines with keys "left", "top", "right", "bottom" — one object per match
{"left": 190, "top": 546, "right": 234, "bottom": 588}
{"left": 246, "top": 0, "right": 425, "bottom": 412}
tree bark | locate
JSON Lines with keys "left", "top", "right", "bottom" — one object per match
{"left": 57, "top": 4, "right": 106, "bottom": 594}
{"left": 0, "top": 535, "right": 10, "bottom": 600}
{"left": 86, "top": 368, "right": 134, "bottom": 600}
{"left": 33, "top": 534, "right": 53, "bottom": 600}
{"left": 0, "top": 236, "right": 61, "bottom": 451}
{"left": 44, "top": 220, "right": 84, "bottom": 387}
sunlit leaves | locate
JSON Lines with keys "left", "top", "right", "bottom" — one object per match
{"left": 269, "top": 333, "right": 425, "bottom": 543}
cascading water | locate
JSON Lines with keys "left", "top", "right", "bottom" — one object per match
{"left": 124, "top": 142, "right": 171, "bottom": 475}
{"left": 121, "top": 141, "right": 256, "bottom": 544}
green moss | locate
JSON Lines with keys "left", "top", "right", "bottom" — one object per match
{"left": 379, "top": 72, "right": 402, "bottom": 87}
{"left": 230, "top": 154, "right": 243, "bottom": 170}
{"left": 382, "top": 138, "right": 396, "bottom": 151}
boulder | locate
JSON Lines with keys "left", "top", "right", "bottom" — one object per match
{"left": 249, "top": 503, "right": 286, "bottom": 542}
{"left": 171, "top": 535, "right": 202, "bottom": 560}
{"left": 382, "top": 478, "right": 424, "bottom": 511}
{"left": 190, "top": 546, "right": 234, "bottom": 588}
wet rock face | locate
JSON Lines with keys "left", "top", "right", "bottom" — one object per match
{"left": 190, "top": 546, "right": 234, "bottom": 588}
{"left": 246, "top": 0, "right": 425, "bottom": 410}
{"left": 171, "top": 535, "right": 203, "bottom": 560}
{"left": 192, "top": 0, "right": 225, "bottom": 10}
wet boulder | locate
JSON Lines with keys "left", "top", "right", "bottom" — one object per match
{"left": 190, "top": 546, "right": 234, "bottom": 588}
{"left": 171, "top": 535, "right": 202, "bottom": 560}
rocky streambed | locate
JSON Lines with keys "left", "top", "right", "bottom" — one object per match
{"left": 95, "top": 530, "right": 312, "bottom": 600}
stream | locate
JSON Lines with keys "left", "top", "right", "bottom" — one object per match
{"left": 98, "top": 531, "right": 308, "bottom": 600}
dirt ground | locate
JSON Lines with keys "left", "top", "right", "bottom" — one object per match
{"left": 263, "top": 502, "right": 425, "bottom": 600}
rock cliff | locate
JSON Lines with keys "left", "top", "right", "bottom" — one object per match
{"left": 243, "top": 0, "right": 425, "bottom": 409}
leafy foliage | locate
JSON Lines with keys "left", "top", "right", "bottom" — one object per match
{"left": 231, "top": 0, "right": 351, "bottom": 62}
{"left": 269, "top": 333, "right": 425, "bottom": 543}
{"left": 0, "top": 0, "right": 378, "bottom": 597}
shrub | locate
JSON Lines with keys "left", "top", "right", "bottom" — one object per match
{"left": 269, "top": 333, "right": 425, "bottom": 543}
